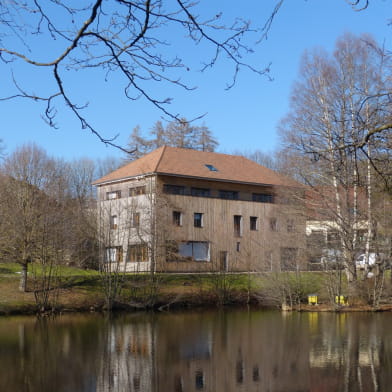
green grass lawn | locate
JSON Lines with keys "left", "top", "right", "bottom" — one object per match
{"left": 1, "top": 261, "right": 388, "bottom": 314}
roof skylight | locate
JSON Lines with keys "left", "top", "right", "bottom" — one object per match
{"left": 205, "top": 164, "right": 218, "bottom": 172}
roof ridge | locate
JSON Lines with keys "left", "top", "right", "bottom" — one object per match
{"left": 153, "top": 145, "right": 166, "bottom": 172}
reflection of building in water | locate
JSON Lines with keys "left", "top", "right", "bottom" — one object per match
{"left": 156, "top": 312, "right": 309, "bottom": 392}
{"left": 94, "top": 312, "right": 391, "bottom": 392}
{"left": 96, "top": 319, "right": 153, "bottom": 392}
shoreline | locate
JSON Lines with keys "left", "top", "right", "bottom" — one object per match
{"left": 2, "top": 293, "right": 392, "bottom": 317}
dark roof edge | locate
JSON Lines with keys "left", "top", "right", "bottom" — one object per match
{"left": 93, "top": 172, "right": 155, "bottom": 186}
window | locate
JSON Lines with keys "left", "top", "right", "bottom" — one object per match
{"left": 219, "top": 190, "right": 238, "bottom": 200}
{"left": 173, "top": 211, "right": 182, "bottom": 226}
{"left": 270, "top": 218, "right": 278, "bottom": 232}
{"left": 191, "top": 187, "right": 210, "bottom": 197}
{"left": 287, "top": 219, "right": 295, "bottom": 232}
{"left": 105, "top": 247, "right": 123, "bottom": 262}
{"left": 195, "top": 370, "right": 204, "bottom": 390}
{"left": 174, "top": 376, "right": 184, "bottom": 392}
{"left": 253, "top": 366, "right": 260, "bottom": 382}
{"left": 110, "top": 215, "right": 118, "bottom": 230}
{"left": 250, "top": 216, "right": 258, "bottom": 231}
{"left": 281, "top": 247, "right": 298, "bottom": 271}
{"left": 236, "top": 242, "right": 241, "bottom": 252}
{"left": 107, "top": 190, "right": 121, "bottom": 200}
{"left": 234, "top": 215, "right": 242, "bottom": 237}
{"left": 127, "top": 244, "right": 148, "bottom": 262}
{"left": 163, "top": 184, "right": 185, "bottom": 195}
{"left": 252, "top": 193, "right": 273, "bottom": 203}
{"left": 236, "top": 360, "right": 244, "bottom": 384}
{"left": 194, "top": 212, "right": 203, "bottom": 228}
{"left": 131, "top": 212, "right": 140, "bottom": 228}
{"left": 205, "top": 164, "right": 218, "bottom": 172}
{"left": 179, "top": 241, "right": 210, "bottom": 261}
{"left": 129, "top": 186, "right": 146, "bottom": 196}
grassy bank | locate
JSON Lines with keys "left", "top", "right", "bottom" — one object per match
{"left": 1, "top": 263, "right": 391, "bottom": 315}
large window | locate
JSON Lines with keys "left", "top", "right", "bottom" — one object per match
{"left": 106, "top": 190, "right": 121, "bottom": 200}
{"left": 129, "top": 186, "right": 146, "bottom": 196}
{"left": 127, "top": 244, "right": 149, "bottom": 262}
{"left": 252, "top": 193, "right": 273, "bottom": 203}
{"left": 164, "top": 184, "right": 185, "bottom": 195}
{"left": 194, "top": 212, "right": 203, "bottom": 228}
{"left": 178, "top": 241, "right": 210, "bottom": 261}
{"left": 234, "top": 215, "right": 242, "bottom": 237}
{"left": 219, "top": 190, "right": 238, "bottom": 200}
{"left": 191, "top": 187, "right": 210, "bottom": 197}
{"left": 105, "top": 247, "right": 123, "bottom": 262}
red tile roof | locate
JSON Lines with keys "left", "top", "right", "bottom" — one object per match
{"left": 93, "top": 146, "right": 300, "bottom": 187}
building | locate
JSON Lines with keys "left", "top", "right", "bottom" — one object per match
{"left": 93, "top": 146, "right": 305, "bottom": 272}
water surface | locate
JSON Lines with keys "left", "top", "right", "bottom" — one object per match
{"left": 0, "top": 309, "right": 391, "bottom": 392}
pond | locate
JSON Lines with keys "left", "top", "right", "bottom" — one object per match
{"left": 0, "top": 309, "right": 391, "bottom": 392}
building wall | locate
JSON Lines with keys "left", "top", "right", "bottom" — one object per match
{"left": 155, "top": 176, "right": 305, "bottom": 272}
{"left": 96, "top": 175, "right": 305, "bottom": 273}
{"left": 96, "top": 176, "right": 156, "bottom": 272}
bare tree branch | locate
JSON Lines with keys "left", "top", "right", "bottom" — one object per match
{"left": 0, "top": 1, "right": 276, "bottom": 150}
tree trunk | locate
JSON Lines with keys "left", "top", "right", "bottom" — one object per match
{"left": 19, "top": 263, "right": 28, "bottom": 292}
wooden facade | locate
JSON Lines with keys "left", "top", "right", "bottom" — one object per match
{"left": 94, "top": 147, "right": 306, "bottom": 272}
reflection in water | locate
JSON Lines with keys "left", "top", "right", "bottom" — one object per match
{"left": 0, "top": 310, "right": 391, "bottom": 392}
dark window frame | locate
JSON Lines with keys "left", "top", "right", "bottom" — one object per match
{"left": 234, "top": 215, "right": 242, "bottom": 237}
{"left": 163, "top": 184, "right": 186, "bottom": 195}
{"left": 194, "top": 212, "right": 203, "bottom": 228}
{"left": 219, "top": 190, "right": 239, "bottom": 200}
{"left": 191, "top": 187, "right": 211, "bottom": 197}
{"left": 252, "top": 193, "right": 273, "bottom": 203}
{"left": 250, "top": 216, "right": 258, "bottom": 231}
{"left": 173, "top": 211, "right": 182, "bottom": 226}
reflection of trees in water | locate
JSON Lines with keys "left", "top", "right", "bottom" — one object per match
{"left": 0, "top": 315, "right": 106, "bottom": 391}
{"left": 0, "top": 312, "right": 392, "bottom": 392}
{"left": 308, "top": 313, "right": 392, "bottom": 391}
{"left": 96, "top": 313, "right": 155, "bottom": 392}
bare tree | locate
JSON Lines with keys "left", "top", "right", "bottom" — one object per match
{"left": 0, "top": 144, "right": 68, "bottom": 297}
{"left": 279, "top": 33, "right": 392, "bottom": 288}
{"left": 0, "top": 1, "right": 277, "bottom": 149}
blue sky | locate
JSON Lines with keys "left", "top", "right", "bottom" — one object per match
{"left": 1, "top": 0, "right": 391, "bottom": 161}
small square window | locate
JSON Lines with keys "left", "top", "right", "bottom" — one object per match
{"left": 194, "top": 212, "right": 203, "bottom": 228}
{"left": 173, "top": 211, "right": 182, "bottom": 226}
{"left": 250, "top": 216, "right": 258, "bottom": 231}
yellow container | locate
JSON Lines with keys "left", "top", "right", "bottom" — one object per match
{"left": 308, "top": 294, "right": 318, "bottom": 305}
{"left": 335, "top": 295, "right": 348, "bottom": 305}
